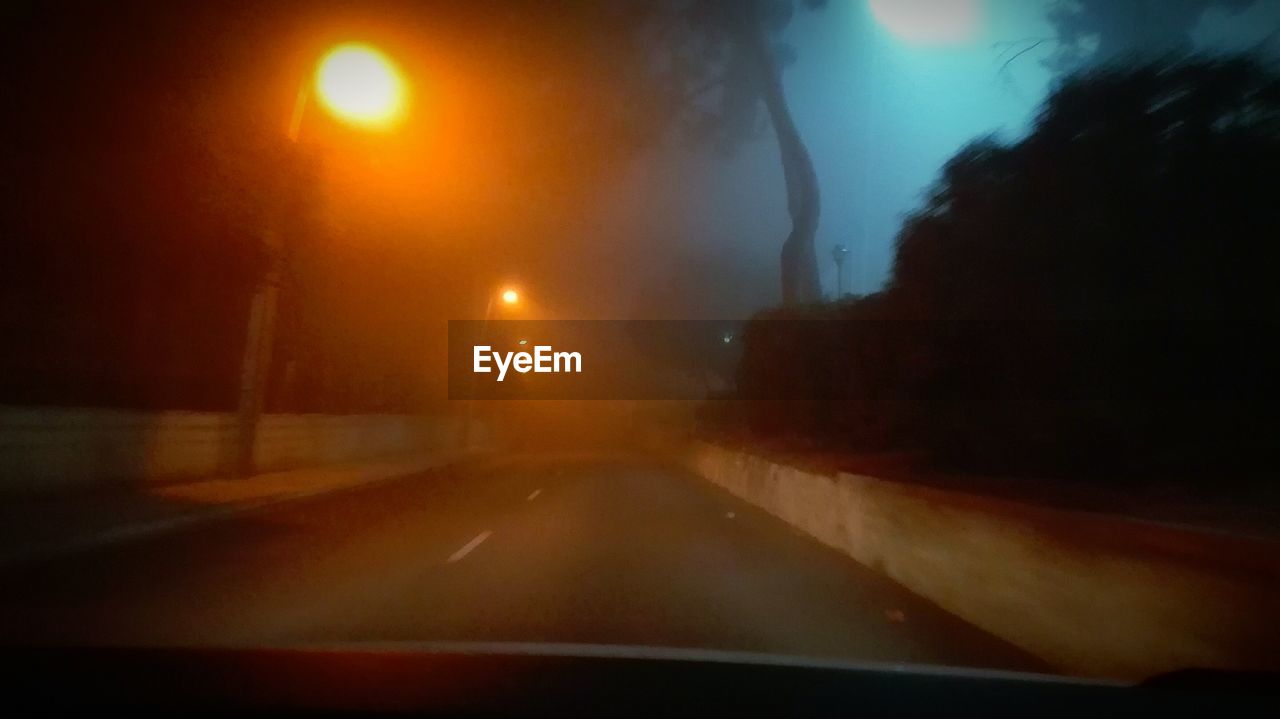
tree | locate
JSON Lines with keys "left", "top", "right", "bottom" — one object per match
{"left": 458, "top": 0, "right": 826, "bottom": 304}
{"left": 1042, "top": 0, "right": 1254, "bottom": 74}
{"left": 734, "top": 56, "right": 1280, "bottom": 479}
{"left": 895, "top": 56, "right": 1280, "bottom": 474}
{"left": 723, "top": 0, "right": 824, "bottom": 304}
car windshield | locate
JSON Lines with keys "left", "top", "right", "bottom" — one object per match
{"left": 2, "top": 0, "right": 1278, "bottom": 689}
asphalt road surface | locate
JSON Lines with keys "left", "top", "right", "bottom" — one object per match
{"left": 0, "top": 452, "right": 1044, "bottom": 673}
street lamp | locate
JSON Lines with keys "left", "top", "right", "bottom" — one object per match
{"left": 234, "top": 42, "right": 407, "bottom": 477}
{"left": 831, "top": 243, "right": 850, "bottom": 298}
{"left": 313, "top": 43, "right": 408, "bottom": 130}
{"left": 460, "top": 286, "right": 523, "bottom": 448}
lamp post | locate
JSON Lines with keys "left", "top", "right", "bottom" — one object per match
{"left": 831, "top": 243, "right": 850, "bottom": 298}
{"left": 460, "top": 287, "right": 520, "bottom": 448}
{"left": 233, "top": 42, "right": 407, "bottom": 476}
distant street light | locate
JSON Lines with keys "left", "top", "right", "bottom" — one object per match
{"left": 832, "top": 243, "right": 850, "bottom": 298}
{"left": 501, "top": 288, "right": 520, "bottom": 306}
{"left": 235, "top": 42, "right": 407, "bottom": 476}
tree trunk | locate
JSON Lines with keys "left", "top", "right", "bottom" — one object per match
{"left": 734, "top": 0, "right": 822, "bottom": 305}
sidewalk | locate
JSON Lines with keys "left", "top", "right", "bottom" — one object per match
{"left": 0, "top": 451, "right": 474, "bottom": 569}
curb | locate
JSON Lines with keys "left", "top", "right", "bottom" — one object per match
{"left": 0, "top": 452, "right": 478, "bottom": 570}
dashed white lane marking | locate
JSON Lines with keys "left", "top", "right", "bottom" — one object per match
{"left": 447, "top": 530, "right": 492, "bottom": 563}
{"left": 726, "top": 511, "right": 736, "bottom": 519}
{"left": 527, "top": 489, "right": 542, "bottom": 501}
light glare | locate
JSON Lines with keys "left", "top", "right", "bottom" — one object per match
{"left": 315, "top": 43, "right": 406, "bottom": 128}
{"left": 868, "top": 0, "right": 981, "bottom": 45}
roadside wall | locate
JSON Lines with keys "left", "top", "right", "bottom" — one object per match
{"left": 688, "top": 441, "right": 1280, "bottom": 680}
{"left": 0, "top": 406, "right": 462, "bottom": 493}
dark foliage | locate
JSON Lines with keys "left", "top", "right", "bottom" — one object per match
{"left": 1043, "top": 0, "right": 1255, "bottom": 75}
{"left": 729, "top": 57, "right": 1280, "bottom": 481}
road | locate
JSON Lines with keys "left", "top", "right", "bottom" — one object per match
{"left": 0, "top": 452, "right": 1043, "bottom": 672}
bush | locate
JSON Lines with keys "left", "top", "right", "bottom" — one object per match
{"left": 724, "top": 57, "right": 1280, "bottom": 482}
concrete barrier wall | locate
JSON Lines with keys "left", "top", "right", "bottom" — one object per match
{"left": 0, "top": 406, "right": 462, "bottom": 493}
{"left": 689, "top": 441, "right": 1280, "bottom": 680}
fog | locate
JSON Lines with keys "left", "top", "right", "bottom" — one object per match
{"left": 3, "top": 0, "right": 1278, "bottom": 410}
{"left": 573, "top": 0, "right": 1280, "bottom": 320}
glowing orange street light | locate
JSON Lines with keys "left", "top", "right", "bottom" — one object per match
{"left": 288, "top": 41, "right": 408, "bottom": 141}
{"left": 314, "top": 43, "right": 408, "bottom": 129}
{"left": 484, "top": 286, "right": 522, "bottom": 321}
